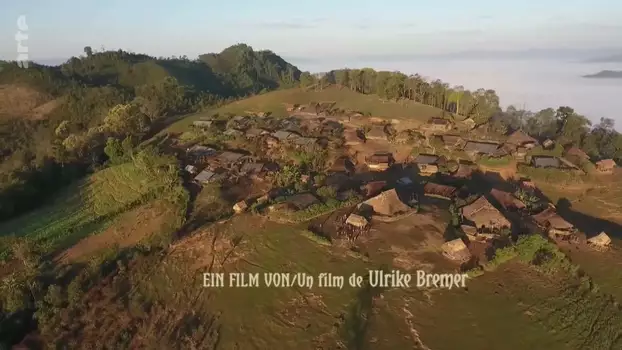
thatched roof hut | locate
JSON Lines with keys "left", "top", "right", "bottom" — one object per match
{"left": 346, "top": 214, "right": 369, "bottom": 228}
{"left": 359, "top": 189, "right": 411, "bottom": 217}
{"left": 489, "top": 188, "right": 526, "bottom": 211}
{"left": 531, "top": 207, "right": 574, "bottom": 232}
{"left": 453, "top": 163, "right": 474, "bottom": 178}
{"left": 587, "top": 232, "right": 611, "bottom": 247}
{"left": 595, "top": 159, "right": 617, "bottom": 173}
{"left": 233, "top": 200, "right": 249, "bottom": 213}
{"left": 442, "top": 239, "right": 472, "bottom": 262}
{"left": 564, "top": 146, "right": 589, "bottom": 160}
{"left": 423, "top": 183, "right": 457, "bottom": 200}
{"left": 506, "top": 130, "right": 538, "bottom": 148}
{"left": 461, "top": 196, "right": 511, "bottom": 230}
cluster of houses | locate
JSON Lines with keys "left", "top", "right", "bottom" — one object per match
{"left": 184, "top": 110, "right": 617, "bottom": 263}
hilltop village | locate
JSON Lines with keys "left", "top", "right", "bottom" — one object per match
{"left": 168, "top": 101, "right": 617, "bottom": 269}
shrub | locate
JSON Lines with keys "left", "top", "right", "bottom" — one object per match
{"left": 316, "top": 186, "right": 337, "bottom": 199}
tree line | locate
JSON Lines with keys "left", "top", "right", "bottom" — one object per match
{"left": 492, "top": 105, "right": 622, "bottom": 161}
{"left": 300, "top": 68, "right": 501, "bottom": 125}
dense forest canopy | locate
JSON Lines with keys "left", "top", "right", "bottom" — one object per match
{"left": 0, "top": 43, "right": 621, "bottom": 221}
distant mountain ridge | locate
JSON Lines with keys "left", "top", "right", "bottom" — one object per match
{"left": 583, "top": 70, "right": 622, "bottom": 79}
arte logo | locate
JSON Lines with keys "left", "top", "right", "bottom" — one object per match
{"left": 15, "top": 15, "right": 28, "bottom": 68}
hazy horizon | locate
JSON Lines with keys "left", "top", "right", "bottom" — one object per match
{"left": 13, "top": 53, "right": 622, "bottom": 128}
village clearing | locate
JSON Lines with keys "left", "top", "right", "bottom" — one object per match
{"left": 163, "top": 85, "right": 443, "bottom": 134}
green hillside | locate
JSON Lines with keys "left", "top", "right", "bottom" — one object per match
{"left": 165, "top": 85, "right": 444, "bottom": 133}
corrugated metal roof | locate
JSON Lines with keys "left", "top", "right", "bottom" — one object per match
{"left": 218, "top": 151, "right": 246, "bottom": 163}
{"left": 240, "top": 162, "right": 265, "bottom": 173}
{"left": 272, "top": 130, "right": 293, "bottom": 140}
{"left": 463, "top": 141, "right": 499, "bottom": 155}
{"left": 194, "top": 170, "right": 215, "bottom": 183}
{"left": 414, "top": 154, "right": 439, "bottom": 164}
{"left": 532, "top": 156, "right": 560, "bottom": 168}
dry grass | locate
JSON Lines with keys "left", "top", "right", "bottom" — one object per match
{"left": 56, "top": 201, "right": 177, "bottom": 264}
{"left": 0, "top": 84, "right": 56, "bottom": 120}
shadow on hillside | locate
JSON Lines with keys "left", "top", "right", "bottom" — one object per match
{"left": 343, "top": 272, "right": 387, "bottom": 350}
{"left": 555, "top": 197, "right": 622, "bottom": 240}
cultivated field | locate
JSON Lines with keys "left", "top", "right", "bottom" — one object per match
{"left": 0, "top": 161, "right": 182, "bottom": 257}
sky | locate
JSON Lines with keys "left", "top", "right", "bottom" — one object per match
{"left": 1, "top": 0, "right": 622, "bottom": 63}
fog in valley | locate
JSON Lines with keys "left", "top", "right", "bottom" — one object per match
{"left": 293, "top": 56, "right": 622, "bottom": 127}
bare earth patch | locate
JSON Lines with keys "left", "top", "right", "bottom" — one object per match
{"left": 56, "top": 201, "right": 173, "bottom": 263}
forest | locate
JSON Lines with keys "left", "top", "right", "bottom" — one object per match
{"left": 0, "top": 44, "right": 621, "bottom": 223}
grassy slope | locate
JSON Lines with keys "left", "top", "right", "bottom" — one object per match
{"left": 0, "top": 162, "right": 172, "bottom": 254}
{"left": 164, "top": 86, "right": 444, "bottom": 133}
{"left": 47, "top": 208, "right": 622, "bottom": 349}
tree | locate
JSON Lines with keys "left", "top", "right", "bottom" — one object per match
{"left": 102, "top": 103, "right": 149, "bottom": 136}
{"left": 555, "top": 106, "right": 591, "bottom": 145}
{"left": 83, "top": 46, "right": 93, "bottom": 57}
{"left": 299, "top": 72, "right": 315, "bottom": 88}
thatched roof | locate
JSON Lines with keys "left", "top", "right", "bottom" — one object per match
{"left": 461, "top": 196, "right": 510, "bottom": 229}
{"left": 441, "top": 134, "right": 463, "bottom": 147}
{"left": 286, "top": 193, "right": 320, "bottom": 210}
{"left": 414, "top": 154, "right": 439, "bottom": 165}
{"left": 463, "top": 141, "right": 500, "bottom": 155}
{"left": 453, "top": 163, "right": 474, "bottom": 178}
{"left": 359, "top": 189, "right": 411, "bottom": 216}
{"left": 565, "top": 146, "right": 589, "bottom": 159}
{"left": 346, "top": 214, "right": 368, "bottom": 228}
{"left": 559, "top": 157, "right": 581, "bottom": 169}
{"left": 531, "top": 208, "right": 574, "bottom": 230}
{"left": 424, "top": 183, "right": 457, "bottom": 199}
{"left": 506, "top": 130, "right": 538, "bottom": 146}
{"left": 442, "top": 239, "right": 471, "bottom": 261}
{"left": 233, "top": 200, "right": 248, "bottom": 213}
{"left": 587, "top": 232, "right": 611, "bottom": 247}
{"left": 596, "top": 159, "right": 617, "bottom": 170}
{"left": 489, "top": 188, "right": 526, "bottom": 211}
{"left": 461, "top": 225, "right": 478, "bottom": 237}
